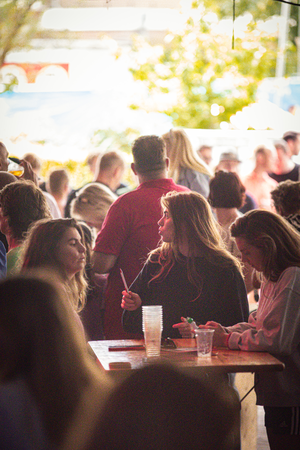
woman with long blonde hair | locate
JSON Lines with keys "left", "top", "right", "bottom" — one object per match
{"left": 122, "top": 191, "right": 249, "bottom": 338}
{"left": 162, "top": 129, "right": 212, "bottom": 197}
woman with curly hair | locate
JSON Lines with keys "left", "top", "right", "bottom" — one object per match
{"left": 271, "top": 180, "right": 300, "bottom": 232}
{"left": 122, "top": 191, "right": 249, "bottom": 338}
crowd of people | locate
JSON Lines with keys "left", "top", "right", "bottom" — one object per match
{"left": 0, "top": 129, "right": 299, "bottom": 450}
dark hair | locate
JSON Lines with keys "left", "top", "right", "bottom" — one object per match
{"left": 90, "top": 363, "right": 240, "bottom": 450}
{"left": 77, "top": 221, "right": 93, "bottom": 269}
{"left": 208, "top": 171, "right": 245, "bottom": 208}
{"left": 0, "top": 180, "right": 51, "bottom": 242}
{"left": 132, "top": 135, "right": 166, "bottom": 175}
{"left": 231, "top": 209, "right": 300, "bottom": 281}
{"left": 271, "top": 180, "right": 300, "bottom": 216}
{"left": 0, "top": 274, "right": 95, "bottom": 446}
{"left": 283, "top": 131, "right": 300, "bottom": 142}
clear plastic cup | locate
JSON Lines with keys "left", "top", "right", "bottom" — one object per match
{"left": 142, "top": 306, "right": 163, "bottom": 358}
{"left": 194, "top": 329, "right": 215, "bottom": 358}
{"left": 8, "top": 158, "right": 24, "bottom": 177}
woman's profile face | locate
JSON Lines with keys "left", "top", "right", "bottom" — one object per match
{"left": 158, "top": 208, "right": 175, "bottom": 243}
{"left": 235, "top": 237, "right": 264, "bottom": 272}
{"left": 56, "top": 227, "right": 86, "bottom": 279}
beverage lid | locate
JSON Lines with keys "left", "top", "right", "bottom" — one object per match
{"left": 194, "top": 328, "right": 214, "bottom": 334}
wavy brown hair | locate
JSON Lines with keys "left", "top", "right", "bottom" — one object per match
{"left": 20, "top": 218, "right": 87, "bottom": 311}
{"left": 230, "top": 209, "right": 300, "bottom": 281}
{"left": 148, "top": 191, "right": 241, "bottom": 298}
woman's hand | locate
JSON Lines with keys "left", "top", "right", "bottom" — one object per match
{"left": 121, "top": 290, "right": 142, "bottom": 311}
{"left": 199, "top": 321, "right": 229, "bottom": 347}
{"left": 172, "top": 317, "right": 194, "bottom": 338}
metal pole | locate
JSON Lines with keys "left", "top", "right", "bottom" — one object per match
{"left": 276, "top": 2, "right": 291, "bottom": 79}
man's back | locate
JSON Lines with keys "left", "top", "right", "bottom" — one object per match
{"left": 94, "top": 178, "right": 188, "bottom": 339}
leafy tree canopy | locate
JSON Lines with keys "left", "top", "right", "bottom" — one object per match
{"left": 0, "top": 0, "right": 49, "bottom": 68}
{"left": 127, "top": 0, "right": 298, "bottom": 129}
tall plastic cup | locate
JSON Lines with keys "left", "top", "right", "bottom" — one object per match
{"left": 142, "top": 306, "right": 163, "bottom": 358}
{"left": 194, "top": 329, "right": 215, "bottom": 358}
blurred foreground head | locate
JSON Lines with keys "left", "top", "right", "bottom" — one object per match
{"left": 86, "top": 363, "right": 240, "bottom": 450}
{"left": 0, "top": 273, "right": 96, "bottom": 447}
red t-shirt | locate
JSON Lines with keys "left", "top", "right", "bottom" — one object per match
{"left": 93, "top": 178, "right": 189, "bottom": 339}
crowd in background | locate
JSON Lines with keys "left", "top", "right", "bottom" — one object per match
{"left": 0, "top": 129, "right": 300, "bottom": 450}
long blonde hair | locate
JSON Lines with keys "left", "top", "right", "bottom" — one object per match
{"left": 162, "top": 129, "right": 211, "bottom": 182}
{"left": 148, "top": 191, "right": 241, "bottom": 297}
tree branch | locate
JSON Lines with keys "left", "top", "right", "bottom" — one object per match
{"left": 0, "top": 0, "right": 38, "bottom": 67}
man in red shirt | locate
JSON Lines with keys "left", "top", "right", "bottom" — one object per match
{"left": 92, "top": 135, "right": 189, "bottom": 339}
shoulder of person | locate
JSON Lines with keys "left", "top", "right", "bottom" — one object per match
{"left": 276, "top": 266, "right": 300, "bottom": 292}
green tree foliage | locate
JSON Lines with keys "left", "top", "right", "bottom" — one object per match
{"left": 199, "top": 0, "right": 280, "bottom": 20}
{"left": 0, "top": 0, "right": 48, "bottom": 68}
{"left": 128, "top": 1, "right": 298, "bottom": 129}
{"left": 91, "top": 127, "right": 140, "bottom": 155}
{"left": 41, "top": 159, "right": 93, "bottom": 190}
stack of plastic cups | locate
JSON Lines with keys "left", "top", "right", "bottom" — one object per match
{"left": 142, "top": 305, "right": 163, "bottom": 358}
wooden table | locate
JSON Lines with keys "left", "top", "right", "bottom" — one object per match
{"left": 89, "top": 339, "right": 285, "bottom": 376}
{"left": 89, "top": 339, "right": 284, "bottom": 450}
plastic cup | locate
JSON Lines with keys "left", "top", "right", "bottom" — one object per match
{"left": 142, "top": 306, "right": 163, "bottom": 358}
{"left": 194, "top": 329, "right": 215, "bottom": 358}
